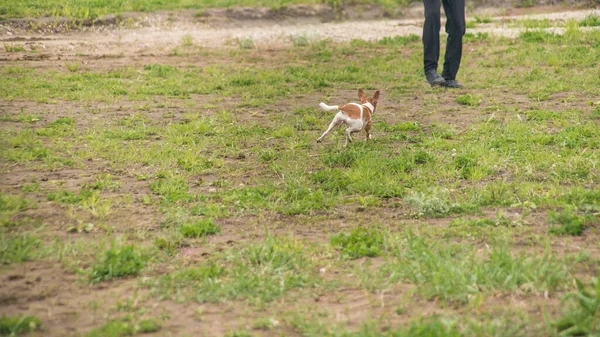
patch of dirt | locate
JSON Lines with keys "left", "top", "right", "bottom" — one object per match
{"left": 0, "top": 262, "right": 140, "bottom": 337}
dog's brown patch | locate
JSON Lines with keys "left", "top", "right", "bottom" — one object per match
{"left": 339, "top": 104, "right": 372, "bottom": 121}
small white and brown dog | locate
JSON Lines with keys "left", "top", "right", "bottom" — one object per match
{"left": 317, "top": 89, "right": 380, "bottom": 146}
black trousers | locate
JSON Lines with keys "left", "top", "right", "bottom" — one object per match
{"left": 423, "top": 0, "right": 465, "bottom": 81}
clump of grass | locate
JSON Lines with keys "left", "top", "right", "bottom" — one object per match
{"left": 86, "top": 318, "right": 161, "bottom": 337}
{"left": 376, "top": 34, "right": 419, "bottom": 46}
{"left": 330, "top": 227, "right": 386, "bottom": 259}
{"left": 579, "top": 14, "right": 600, "bottom": 27}
{"left": 591, "top": 106, "right": 600, "bottom": 119}
{"left": 0, "top": 232, "right": 40, "bottom": 264}
{"left": 473, "top": 15, "right": 492, "bottom": 24}
{"left": 456, "top": 94, "right": 481, "bottom": 106}
{"left": 0, "top": 315, "right": 41, "bottom": 335}
{"left": 553, "top": 276, "right": 600, "bottom": 336}
{"left": 3, "top": 44, "right": 26, "bottom": 52}
{"left": 376, "top": 234, "right": 571, "bottom": 303}
{"left": 292, "top": 35, "right": 309, "bottom": 47}
{"left": 237, "top": 38, "right": 255, "bottom": 49}
{"left": 463, "top": 32, "right": 489, "bottom": 42}
{"left": 181, "top": 34, "right": 194, "bottom": 47}
{"left": 155, "top": 236, "right": 318, "bottom": 304}
{"left": 89, "top": 245, "right": 147, "bottom": 283}
{"left": 65, "top": 62, "right": 80, "bottom": 72}
{"left": 179, "top": 219, "right": 221, "bottom": 238}
{"left": 404, "top": 189, "right": 452, "bottom": 217}
{"left": 548, "top": 208, "right": 586, "bottom": 236}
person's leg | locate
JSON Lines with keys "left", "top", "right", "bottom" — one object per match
{"left": 423, "top": 0, "right": 442, "bottom": 74}
{"left": 441, "top": 0, "right": 465, "bottom": 82}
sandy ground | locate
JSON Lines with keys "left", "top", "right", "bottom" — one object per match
{"left": 1, "top": 7, "right": 599, "bottom": 58}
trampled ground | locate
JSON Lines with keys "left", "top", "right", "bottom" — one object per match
{"left": 1, "top": 3, "right": 600, "bottom": 337}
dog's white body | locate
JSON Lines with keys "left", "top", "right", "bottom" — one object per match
{"left": 316, "top": 89, "right": 380, "bottom": 147}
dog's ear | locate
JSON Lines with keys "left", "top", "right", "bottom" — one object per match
{"left": 373, "top": 90, "right": 380, "bottom": 101}
{"left": 358, "top": 89, "right": 366, "bottom": 101}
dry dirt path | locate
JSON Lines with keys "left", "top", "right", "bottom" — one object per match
{"left": 0, "top": 7, "right": 598, "bottom": 60}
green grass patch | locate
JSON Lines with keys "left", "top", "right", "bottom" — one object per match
{"left": 553, "top": 276, "right": 600, "bottom": 337}
{"left": 179, "top": 219, "right": 221, "bottom": 238}
{"left": 0, "top": 315, "right": 41, "bottom": 335}
{"left": 330, "top": 226, "right": 386, "bottom": 259}
{"left": 548, "top": 208, "right": 586, "bottom": 236}
{"left": 86, "top": 318, "right": 161, "bottom": 337}
{"left": 0, "top": 232, "right": 40, "bottom": 264}
{"left": 89, "top": 245, "right": 148, "bottom": 283}
{"left": 153, "top": 236, "right": 321, "bottom": 304}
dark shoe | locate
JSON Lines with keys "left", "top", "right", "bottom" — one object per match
{"left": 425, "top": 70, "right": 446, "bottom": 87}
{"left": 444, "top": 80, "right": 463, "bottom": 89}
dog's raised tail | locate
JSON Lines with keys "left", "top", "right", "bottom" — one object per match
{"left": 319, "top": 102, "right": 339, "bottom": 112}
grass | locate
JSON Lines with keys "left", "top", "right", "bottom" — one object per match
{"left": 0, "top": 315, "right": 41, "bottom": 336}
{"left": 179, "top": 219, "right": 221, "bottom": 238}
{"left": 553, "top": 276, "right": 600, "bottom": 336}
{"left": 1, "top": 12, "right": 600, "bottom": 337}
{"left": 0, "top": 232, "right": 40, "bottom": 264}
{"left": 330, "top": 226, "right": 387, "bottom": 259}
{"left": 85, "top": 318, "right": 161, "bottom": 337}
{"left": 89, "top": 244, "right": 148, "bottom": 283}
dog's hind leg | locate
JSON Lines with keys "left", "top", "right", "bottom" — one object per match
{"left": 317, "top": 117, "right": 341, "bottom": 143}
{"left": 344, "top": 128, "right": 355, "bottom": 147}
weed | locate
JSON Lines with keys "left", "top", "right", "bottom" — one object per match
{"left": 0, "top": 232, "right": 40, "bottom": 264}
{"left": 579, "top": 14, "right": 600, "bottom": 27}
{"left": 553, "top": 276, "right": 600, "bottom": 336}
{"left": 179, "top": 219, "right": 221, "bottom": 238}
{"left": 456, "top": 94, "right": 481, "bottom": 106}
{"left": 292, "top": 35, "right": 309, "bottom": 47}
{"left": 237, "top": 38, "right": 255, "bottom": 49}
{"left": 0, "top": 315, "right": 41, "bottom": 335}
{"left": 66, "top": 62, "right": 80, "bottom": 72}
{"left": 548, "top": 208, "right": 586, "bottom": 236}
{"left": 330, "top": 227, "right": 386, "bottom": 259}
{"left": 181, "top": 34, "right": 194, "bottom": 47}
{"left": 150, "top": 177, "right": 193, "bottom": 204}
{"left": 154, "top": 236, "right": 319, "bottom": 304}
{"left": 3, "top": 44, "right": 26, "bottom": 52}
{"left": 89, "top": 245, "right": 147, "bottom": 283}
{"left": 85, "top": 318, "right": 161, "bottom": 337}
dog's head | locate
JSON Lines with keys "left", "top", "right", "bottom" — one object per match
{"left": 358, "top": 89, "right": 380, "bottom": 113}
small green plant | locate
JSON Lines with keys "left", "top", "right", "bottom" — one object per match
{"left": 330, "top": 227, "right": 386, "bottom": 259}
{"left": 65, "top": 62, "right": 80, "bottom": 72}
{"left": 548, "top": 208, "right": 586, "bottom": 236}
{"left": 252, "top": 317, "right": 278, "bottom": 330}
{"left": 89, "top": 245, "right": 147, "bottom": 283}
{"left": 4, "top": 44, "right": 26, "bottom": 52}
{"left": 553, "top": 276, "right": 600, "bottom": 336}
{"left": 292, "top": 35, "right": 309, "bottom": 47}
{"left": 0, "top": 315, "right": 41, "bottom": 335}
{"left": 0, "top": 232, "right": 40, "bottom": 264}
{"left": 137, "top": 319, "right": 161, "bottom": 333}
{"left": 237, "top": 38, "right": 255, "bottom": 49}
{"left": 456, "top": 94, "right": 481, "bottom": 106}
{"left": 181, "top": 34, "right": 194, "bottom": 47}
{"left": 179, "top": 219, "right": 221, "bottom": 238}
{"left": 85, "top": 318, "right": 161, "bottom": 337}
{"left": 473, "top": 15, "right": 492, "bottom": 24}
{"left": 225, "top": 330, "right": 253, "bottom": 337}
{"left": 592, "top": 106, "right": 600, "bottom": 119}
